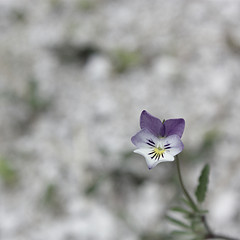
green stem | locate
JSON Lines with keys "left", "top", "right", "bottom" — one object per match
{"left": 202, "top": 216, "right": 240, "bottom": 240}
{"left": 175, "top": 155, "right": 239, "bottom": 240}
{"left": 175, "top": 155, "right": 198, "bottom": 212}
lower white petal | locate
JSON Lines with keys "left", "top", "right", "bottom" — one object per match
{"left": 134, "top": 148, "right": 174, "bottom": 169}
{"left": 161, "top": 152, "right": 175, "bottom": 161}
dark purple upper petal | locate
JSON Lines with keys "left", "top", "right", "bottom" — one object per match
{"left": 140, "top": 110, "right": 164, "bottom": 137}
{"left": 163, "top": 118, "right": 185, "bottom": 138}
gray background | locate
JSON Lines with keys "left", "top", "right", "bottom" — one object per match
{"left": 0, "top": 0, "right": 240, "bottom": 239}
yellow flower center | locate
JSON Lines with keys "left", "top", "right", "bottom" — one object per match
{"left": 154, "top": 147, "right": 166, "bottom": 156}
{"left": 148, "top": 146, "right": 166, "bottom": 160}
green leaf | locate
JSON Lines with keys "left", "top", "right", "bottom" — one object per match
{"left": 195, "top": 164, "right": 210, "bottom": 203}
{"left": 166, "top": 216, "right": 191, "bottom": 229}
{"left": 197, "top": 209, "right": 209, "bottom": 214}
{"left": 171, "top": 230, "right": 193, "bottom": 235}
{"left": 181, "top": 197, "right": 193, "bottom": 210}
{"left": 170, "top": 206, "right": 193, "bottom": 215}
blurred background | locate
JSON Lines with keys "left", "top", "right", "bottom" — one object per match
{"left": 1, "top": 0, "right": 240, "bottom": 239}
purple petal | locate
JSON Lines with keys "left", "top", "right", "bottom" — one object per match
{"left": 131, "top": 128, "right": 159, "bottom": 148}
{"left": 164, "top": 118, "right": 185, "bottom": 138}
{"left": 140, "top": 110, "right": 164, "bottom": 137}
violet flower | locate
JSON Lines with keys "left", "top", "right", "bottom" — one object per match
{"left": 131, "top": 110, "right": 185, "bottom": 169}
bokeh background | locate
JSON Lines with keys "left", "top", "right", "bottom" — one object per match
{"left": 1, "top": 0, "right": 240, "bottom": 239}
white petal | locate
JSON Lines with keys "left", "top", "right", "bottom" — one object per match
{"left": 134, "top": 148, "right": 174, "bottom": 169}
{"left": 131, "top": 129, "right": 160, "bottom": 148}
{"left": 161, "top": 135, "right": 184, "bottom": 156}
{"left": 161, "top": 152, "right": 175, "bottom": 161}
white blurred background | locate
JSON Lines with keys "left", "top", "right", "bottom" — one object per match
{"left": 0, "top": 0, "right": 240, "bottom": 239}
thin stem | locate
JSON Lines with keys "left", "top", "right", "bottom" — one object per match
{"left": 202, "top": 216, "right": 239, "bottom": 240}
{"left": 175, "top": 155, "right": 198, "bottom": 212}
{"left": 209, "top": 235, "right": 240, "bottom": 240}
{"left": 202, "top": 216, "right": 213, "bottom": 236}
{"left": 175, "top": 155, "right": 239, "bottom": 240}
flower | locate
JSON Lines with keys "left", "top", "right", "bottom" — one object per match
{"left": 131, "top": 110, "right": 185, "bottom": 169}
